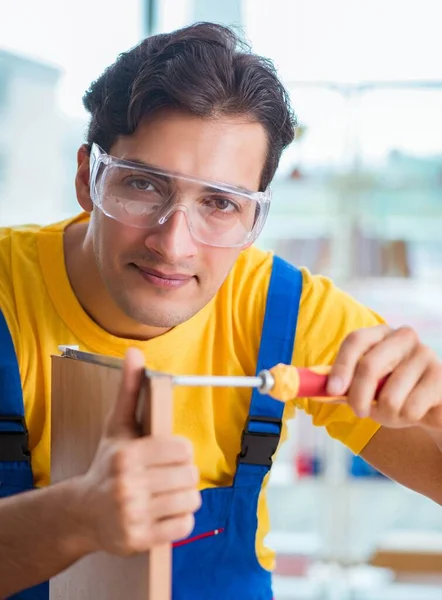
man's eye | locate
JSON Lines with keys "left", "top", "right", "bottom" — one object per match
{"left": 206, "top": 197, "right": 240, "bottom": 213}
{"left": 127, "top": 178, "right": 156, "bottom": 191}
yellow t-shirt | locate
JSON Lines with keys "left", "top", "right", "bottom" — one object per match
{"left": 0, "top": 213, "right": 382, "bottom": 570}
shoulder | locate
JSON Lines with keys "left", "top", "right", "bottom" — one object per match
{"left": 0, "top": 214, "right": 87, "bottom": 281}
{"left": 0, "top": 224, "right": 46, "bottom": 360}
{"left": 222, "top": 250, "right": 384, "bottom": 366}
{"left": 0, "top": 223, "right": 47, "bottom": 302}
{"left": 0, "top": 224, "right": 42, "bottom": 288}
{"left": 296, "top": 268, "right": 385, "bottom": 365}
{"left": 0, "top": 222, "right": 50, "bottom": 268}
{"left": 0, "top": 216, "right": 83, "bottom": 353}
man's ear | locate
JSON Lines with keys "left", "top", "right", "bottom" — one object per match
{"left": 75, "top": 144, "right": 93, "bottom": 212}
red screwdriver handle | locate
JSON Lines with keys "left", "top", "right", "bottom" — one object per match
{"left": 297, "top": 366, "right": 388, "bottom": 399}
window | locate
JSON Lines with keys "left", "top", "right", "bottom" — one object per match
{"left": 0, "top": 67, "right": 10, "bottom": 111}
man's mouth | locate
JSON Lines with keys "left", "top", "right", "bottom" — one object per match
{"left": 132, "top": 264, "right": 195, "bottom": 289}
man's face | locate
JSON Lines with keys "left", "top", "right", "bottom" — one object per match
{"left": 87, "top": 111, "right": 268, "bottom": 328}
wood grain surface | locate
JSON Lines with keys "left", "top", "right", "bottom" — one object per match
{"left": 50, "top": 355, "right": 173, "bottom": 600}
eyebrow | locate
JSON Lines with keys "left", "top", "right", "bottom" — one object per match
{"left": 121, "top": 156, "right": 256, "bottom": 195}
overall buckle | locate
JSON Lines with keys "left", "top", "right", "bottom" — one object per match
{"left": 238, "top": 416, "right": 282, "bottom": 467}
{"left": 0, "top": 416, "right": 30, "bottom": 462}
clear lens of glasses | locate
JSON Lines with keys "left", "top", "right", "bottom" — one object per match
{"left": 89, "top": 144, "right": 271, "bottom": 248}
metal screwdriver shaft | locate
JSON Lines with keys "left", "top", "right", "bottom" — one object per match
{"left": 172, "top": 371, "right": 275, "bottom": 394}
{"left": 59, "top": 347, "right": 276, "bottom": 394}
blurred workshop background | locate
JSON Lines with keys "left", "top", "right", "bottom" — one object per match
{"left": 1, "top": 1, "right": 442, "bottom": 598}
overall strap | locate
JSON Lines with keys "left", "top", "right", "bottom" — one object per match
{"left": 0, "top": 311, "right": 29, "bottom": 458}
{"left": 234, "top": 256, "right": 303, "bottom": 486}
{"left": 0, "top": 312, "right": 49, "bottom": 599}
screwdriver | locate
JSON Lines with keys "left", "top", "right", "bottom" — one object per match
{"left": 60, "top": 348, "right": 386, "bottom": 403}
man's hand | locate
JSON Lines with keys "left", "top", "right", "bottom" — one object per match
{"left": 0, "top": 348, "right": 200, "bottom": 597}
{"left": 73, "top": 348, "right": 201, "bottom": 555}
{"left": 327, "top": 324, "right": 442, "bottom": 429}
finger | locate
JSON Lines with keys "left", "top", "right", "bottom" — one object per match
{"left": 394, "top": 363, "right": 441, "bottom": 425}
{"left": 111, "top": 436, "right": 194, "bottom": 476}
{"left": 348, "top": 327, "right": 418, "bottom": 418}
{"left": 104, "top": 348, "right": 146, "bottom": 438}
{"left": 153, "top": 514, "right": 195, "bottom": 545}
{"left": 147, "top": 464, "right": 200, "bottom": 494}
{"left": 151, "top": 489, "right": 202, "bottom": 521}
{"left": 327, "top": 325, "right": 391, "bottom": 396}
{"left": 371, "top": 347, "right": 436, "bottom": 425}
{"left": 127, "top": 514, "right": 196, "bottom": 553}
{"left": 112, "top": 480, "right": 200, "bottom": 525}
{"left": 132, "top": 435, "right": 194, "bottom": 467}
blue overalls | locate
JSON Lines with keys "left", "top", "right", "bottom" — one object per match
{"left": 0, "top": 256, "right": 302, "bottom": 599}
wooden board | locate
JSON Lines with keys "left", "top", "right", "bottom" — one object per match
{"left": 50, "top": 355, "right": 173, "bottom": 600}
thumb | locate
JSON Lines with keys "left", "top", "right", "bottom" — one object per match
{"left": 104, "top": 347, "right": 146, "bottom": 439}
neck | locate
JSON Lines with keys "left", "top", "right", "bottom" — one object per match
{"left": 63, "top": 221, "right": 170, "bottom": 341}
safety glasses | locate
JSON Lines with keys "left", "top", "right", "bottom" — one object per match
{"left": 89, "top": 144, "right": 271, "bottom": 248}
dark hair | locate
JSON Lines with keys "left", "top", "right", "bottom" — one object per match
{"left": 82, "top": 22, "right": 297, "bottom": 190}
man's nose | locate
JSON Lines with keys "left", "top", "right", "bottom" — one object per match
{"left": 144, "top": 208, "right": 198, "bottom": 262}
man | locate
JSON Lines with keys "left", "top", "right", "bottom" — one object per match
{"left": 0, "top": 21, "right": 442, "bottom": 600}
